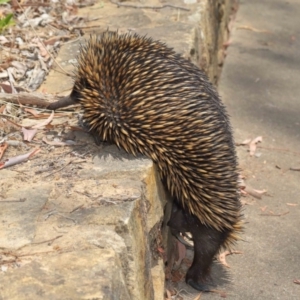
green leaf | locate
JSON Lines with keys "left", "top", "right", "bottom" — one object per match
{"left": 0, "top": 13, "right": 15, "bottom": 33}
{"left": 0, "top": 0, "right": 11, "bottom": 5}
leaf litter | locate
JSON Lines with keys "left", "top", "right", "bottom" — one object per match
{"left": 0, "top": 0, "right": 95, "bottom": 92}
{"left": 237, "top": 136, "right": 263, "bottom": 157}
{"left": 0, "top": 0, "right": 99, "bottom": 171}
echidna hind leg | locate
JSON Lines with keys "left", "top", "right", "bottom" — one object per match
{"left": 168, "top": 201, "right": 230, "bottom": 292}
{"left": 186, "top": 217, "right": 230, "bottom": 291}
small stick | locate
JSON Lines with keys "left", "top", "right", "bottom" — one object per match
{"left": 257, "top": 145, "right": 300, "bottom": 156}
{"left": 260, "top": 211, "right": 289, "bottom": 217}
{"left": 0, "top": 92, "right": 71, "bottom": 109}
{"left": 0, "top": 198, "right": 26, "bottom": 203}
{"left": 43, "top": 160, "right": 72, "bottom": 178}
{"left": 290, "top": 167, "right": 300, "bottom": 171}
{"left": 110, "top": 0, "right": 190, "bottom": 11}
{"left": 69, "top": 204, "right": 84, "bottom": 213}
{"left": 31, "top": 235, "right": 63, "bottom": 245}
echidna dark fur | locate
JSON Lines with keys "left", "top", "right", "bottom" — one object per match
{"left": 48, "top": 31, "right": 243, "bottom": 291}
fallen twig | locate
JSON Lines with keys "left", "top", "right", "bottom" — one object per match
{"left": 43, "top": 160, "right": 72, "bottom": 178}
{"left": 290, "top": 167, "right": 300, "bottom": 171}
{"left": 0, "top": 198, "right": 26, "bottom": 203}
{"left": 237, "top": 25, "right": 270, "bottom": 33}
{"left": 31, "top": 235, "right": 63, "bottom": 245}
{"left": 69, "top": 204, "right": 84, "bottom": 213}
{"left": 260, "top": 211, "right": 289, "bottom": 217}
{"left": 110, "top": 0, "right": 190, "bottom": 11}
{"left": 257, "top": 145, "right": 300, "bottom": 156}
{"left": 0, "top": 92, "right": 68, "bottom": 109}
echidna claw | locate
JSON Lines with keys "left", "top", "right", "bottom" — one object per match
{"left": 175, "top": 233, "right": 194, "bottom": 248}
{"left": 182, "top": 232, "right": 193, "bottom": 242}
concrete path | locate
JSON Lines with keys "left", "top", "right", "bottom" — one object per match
{"left": 217, "top": 0, "right": 300, "bottom": 299}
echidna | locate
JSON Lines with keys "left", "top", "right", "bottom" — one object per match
{"left": 48, "top": 31, "right": 243, "bottom": 291}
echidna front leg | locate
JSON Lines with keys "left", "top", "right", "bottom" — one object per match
{"left": 168, "top": 201, "right": 229, "bottom": 291}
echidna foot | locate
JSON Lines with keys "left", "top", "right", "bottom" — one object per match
{"left": 168, "top": 200, "right": 230, "bottom": 292}
{"left": 186, "top": 279, "right": 211, "bottom": 292}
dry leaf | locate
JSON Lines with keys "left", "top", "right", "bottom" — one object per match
{"left": 171, "top": 269, "right": 184, "bottom": 283}
{"left": 240, "top": 138, "right": 251, "bottom": 145}
{"left": 22, "top": 127, "right": 38, "bottom": 142}
{"left": 44, "top": 36, "right": 62, "bottom": 45}
{"left": 31, "top": 111, "right": 54, "bottom": 128}
{"left": 0, "top": 36, "right": 9, "bottom": 44}
{"left": 260, "top": 206, "right": 267, "bottom": 212}
{"left": 249, "top": 136, "right": 263, "bottom": 156}
{"left": 244, "top": 185, "right": 267, "bottom": 199}
{"left": 293, "top": 279, "right": 300, "bottom": 285}
{"left": 24, "top": 108, "right": 40, "bottom": 117}
{"left": 165, "top": 289, "right": 172, "bottom": 300}
{"left": 223, "top": 39, "right": 232, "bottom": 48}
{"left": 0, "top": 105, "right": 6, "bottom": 113}
{"left": 0, "top": 83, "right": 26, "bottom": 93}
{"left": 0, "top": 148, "right": 40, "bottom": 169}
{"left": 218, "top": 250, "right": 243, "bottom": 268}
{"left": 193, "top": 293, "right": 202, "bottom": 300}
{"left": 157, "top": 247, "right": 165, "bottom": 254}
{"left": 0, "top": 143, "right": 8, "bottom": 160}
{"left": 36, "top": 41, "right": 50, "bottom": 59}
{"left": 240, "top": 190, "right": 247, "bottom": 196}
{"left": 42, "top": 137, "right": 76, "bottom": 146}
{"left": 174, "top": 239, "right": 186, "bottom": 268}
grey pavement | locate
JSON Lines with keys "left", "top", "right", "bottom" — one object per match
{"left": 217, "top": 0, "right": 300, "bottom": 299}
